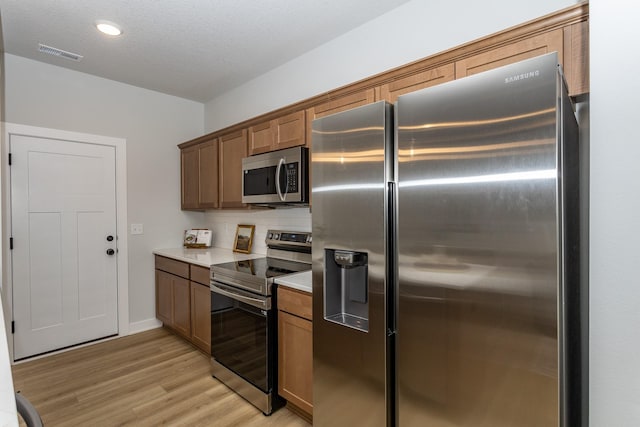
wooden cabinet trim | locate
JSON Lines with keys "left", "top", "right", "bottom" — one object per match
{"left": 178, "top": 3, "right": 588, "bottom": 150}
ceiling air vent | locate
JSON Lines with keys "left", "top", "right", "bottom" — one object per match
{"left": 38, "top": 43, "right": 83, "bottom": 62}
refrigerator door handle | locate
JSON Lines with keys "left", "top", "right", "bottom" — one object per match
{"left": 386, "top": 181, "right": 397, "bottom": 334}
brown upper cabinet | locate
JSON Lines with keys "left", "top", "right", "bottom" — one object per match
{"left": 454, "top": 27, "right": 587, "bottom": 97}
{"left": 181, "top": 138, "right": 219, "bottom": 210}
{"left": 218, "top": 129, "right": 248, "bottom": 208}
{"left": 563, "top": 21, "right": 589, "bottom": 97}
{"left": 378, "top": 64, "right": 455, "bottom": 103}
{"left": 306, "top": 89, "right": 376, "bottom": 145}
{"left": 248, "top": 110, "right": 306, "bottom": 155}
{"left": 180, "top": 130, "right": 247, "bottom": 210}
{"left": 178, "top": 5, "right": 588, "bottom": 210}
{"left": 455, "top": 29, "right": 564, "bottom": 80}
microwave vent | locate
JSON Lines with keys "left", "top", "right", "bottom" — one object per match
{"left": 38, "top": 43, "right": 83, "bottom": 62}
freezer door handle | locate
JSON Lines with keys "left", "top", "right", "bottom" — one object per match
{"left": 386, "top": 181, "right": 397, "bottom": 334}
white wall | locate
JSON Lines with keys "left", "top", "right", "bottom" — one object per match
{"left": 204, "top": 0, "right": 576, "bottom": 131}
{"left": 3, "top": 54, "right": 205, "bottom": 328}
{"left": 204, "top": 208, "right": 311, "bottom": 255}
{"left": 590, "top": 2, "right": 640, "bottom": 425}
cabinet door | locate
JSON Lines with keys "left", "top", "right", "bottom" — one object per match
{"left": 274, "top": 111, "right": 306, "bottom": 151}
{"left": 198, "top": 139, "right": 219, "bottom": 209}
{"left": 248, "top": 120, "right": 275, "bottom": 155}
{"left": 181, "top": 145, "right": 200, "bottom": 210}
{"left": 455, "top": 29, "right": 563, "bottom": 79}
{"left": 172, "top": 275, "right": 191, "bottom": 339}
{"left": 563, "top": 20, "right": 589, "bottom": 97}
{"left": 155, "top": 270, "right": 173, "bottom": 325}
{"left": 379, "top": 64, "right": 455, "bottom": 103}
{"left": 278, "top": 310, "right": 313, "bottom": 416}
{"left": 219, "top": 129, "right": 248, "bottom": 208}
{"left": 190, "top": 281, "right": 211, "bottom": 354}
{"left": 306, "top": 88, "right": 376, "bottom": 145}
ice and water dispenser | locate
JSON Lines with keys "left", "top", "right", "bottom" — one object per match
{"left": 324, "top": 249, "right": 369, "bottom": 332}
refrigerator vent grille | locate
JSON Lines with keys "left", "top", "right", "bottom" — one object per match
{"left": 38, "top": 44, "right": 83, "bottom": 62}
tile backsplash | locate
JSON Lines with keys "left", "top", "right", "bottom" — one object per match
{"left": 204, "top": 208, "right": 311, "bottom": 254}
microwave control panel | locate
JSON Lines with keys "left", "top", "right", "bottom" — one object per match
{"left": 285, "top": 162, "right": 298, "bottom": 192}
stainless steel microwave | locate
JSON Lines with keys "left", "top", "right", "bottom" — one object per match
{"left": 241, "top": 146, "right": 309, "bottom": 206}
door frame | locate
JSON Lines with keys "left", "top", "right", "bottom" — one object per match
{"left": 1, "top": 122, "right": 129, "bottom": 361}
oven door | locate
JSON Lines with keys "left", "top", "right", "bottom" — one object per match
{"left": 210, "top": 281, "right": 275, "bottom": 393}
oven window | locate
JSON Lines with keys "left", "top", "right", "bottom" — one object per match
{"left": 211, "top": 290, "right": 271, "bottom": 392}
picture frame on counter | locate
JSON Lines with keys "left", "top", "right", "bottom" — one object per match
{"left": 233, "top": 224, "right": 255, "bottom": 253}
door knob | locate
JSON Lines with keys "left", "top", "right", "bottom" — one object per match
{"left": 106, "top": 235, "right": 114, "bottom": 242}
{"left": 106, "top": 249, "right": 115, "bottom": 256}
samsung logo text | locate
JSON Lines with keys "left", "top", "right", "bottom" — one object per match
{"left": 505, "top": 70, "right": 540, "bottom": 84}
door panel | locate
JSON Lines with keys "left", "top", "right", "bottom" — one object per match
{"left": 27, "top": 212, "right": 63, "bottom": 330}
{"left": 11, "top": 134, "right": 118, "bottom": 360}
{"left": 78, "top": 212, "right": 108, "bottom": 319}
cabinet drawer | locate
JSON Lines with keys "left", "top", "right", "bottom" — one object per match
{"left": 278, "top": 286, "right": 312, "bottom": 321}
{"left": 155, "top": 255, "right": 189, "bottom": 279}
{"left": 190, "top": 264, "right": 210, "bottom": 285}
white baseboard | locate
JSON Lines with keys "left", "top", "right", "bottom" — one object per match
{"left": 128, "top": 318, "right": 162, "bottom": 335}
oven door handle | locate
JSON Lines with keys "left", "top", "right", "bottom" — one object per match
{"left": 210, "top": 283, "right": 271, "bottom": 310}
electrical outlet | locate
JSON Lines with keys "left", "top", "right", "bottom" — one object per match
{"left": 130, "top": 224, "right": 143, "bottom": 235}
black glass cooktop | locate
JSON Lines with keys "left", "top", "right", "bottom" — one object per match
{"left": 212, "top": 257, "right": 310, "bottom": 280}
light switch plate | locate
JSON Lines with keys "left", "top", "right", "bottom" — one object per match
{"left": 130, "top": 223, "right": 143, "bottom": 235}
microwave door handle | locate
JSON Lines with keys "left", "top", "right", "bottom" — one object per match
{"left": 275, "top": 158, "right": 286, "bottom": 201}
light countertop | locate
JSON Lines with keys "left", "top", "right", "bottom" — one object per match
{"left": 153, "top": 247, "right": 264, "bottom": 268}
{"left": 154, "top": 247, "right": 312, "bottom": 294}
{"left": 275, "top": 270, "right": 312, "bottom": 293}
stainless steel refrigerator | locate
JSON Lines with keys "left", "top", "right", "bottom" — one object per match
{"left": 311, "top": 53, "right": 586, "bottom": 426}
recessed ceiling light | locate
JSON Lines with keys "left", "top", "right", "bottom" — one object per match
{"left": 96, "top": 20, "right": 122, "bottom": 36}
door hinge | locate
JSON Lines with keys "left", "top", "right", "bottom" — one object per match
{"left": 8, "top": 153, "right": 11, "bottom": 165}
{"left": 11, "top": 321, "right": 15, "bottom": 334}
{"left": 9, "top": 238, "right": 13, "bottom": 250}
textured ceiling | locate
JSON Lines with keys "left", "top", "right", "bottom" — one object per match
{"left": 0, "top": 0, "right": 411, "bottom": 102}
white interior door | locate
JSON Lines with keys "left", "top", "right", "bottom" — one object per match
{"left": 11, "top": 134, "right": 118, "bottom": 360}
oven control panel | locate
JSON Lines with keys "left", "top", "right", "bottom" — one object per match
{"left": 265, "top": 230, "right": 312, "bottom": 248}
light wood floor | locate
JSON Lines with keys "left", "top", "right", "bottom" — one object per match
{"left": 11, "top": 327, "right": 311, "bottom": 427}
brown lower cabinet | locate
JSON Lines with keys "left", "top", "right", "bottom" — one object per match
{"left": 155, "top": 255, "right": 211, "bottom": 354}
{"left": 190, "top": 280, "right": 211, "bottom": 353}
{"left": 277, "top": 286, "right": 313, "bottom": 421}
